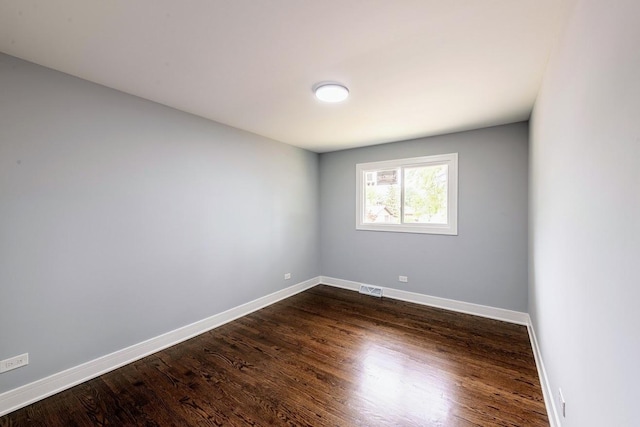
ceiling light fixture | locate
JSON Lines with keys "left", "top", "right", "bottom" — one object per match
{"left": 314, "top": 83, "right": 349, "bottom": 103}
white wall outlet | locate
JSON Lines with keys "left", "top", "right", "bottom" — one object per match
{"left": 0, "top": 353, "right": 29, "bottom": 373}
{"left": 399, "top": 275, "right": 408, "bottom": 283}
{"left": 284, "top": 273, "right": 291, "bottom": 280}
{"left": 558, "top": 388, "right": 566, "bottom": 418}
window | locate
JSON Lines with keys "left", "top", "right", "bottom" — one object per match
{"left": 356, "top": 153, "right": 458, "bottom": 235}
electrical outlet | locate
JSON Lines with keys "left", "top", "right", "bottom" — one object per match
{"left": 558, "top": 388, "right": 566, "bottom": 418}
{"left": 0, "top": 353, "right": 29, "bottom": 373}
{"left": 284, "top": 273, "right": 291, "bottom": 280}
{"left": 399, "top": 275, "right": 408, "bottom": 283}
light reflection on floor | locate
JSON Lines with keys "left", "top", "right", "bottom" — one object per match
{"left": 356, "top": 342, "right": 454, "bottom": 425}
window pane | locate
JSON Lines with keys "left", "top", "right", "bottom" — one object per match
{"left": 356, "top": 154, "right": 457, "bottom": 234}
{"left": 403, "top": 165, "right": 448, "bottom": 224}
{"left": 363, "top": 168, "right": 401, "bottom": 224}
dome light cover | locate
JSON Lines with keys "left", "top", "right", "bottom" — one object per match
{"left": 314, "top": 83, "right": 349, "bottom": 103}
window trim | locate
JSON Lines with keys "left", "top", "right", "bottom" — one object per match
{"left": 355, "top": 153, "right": 458, "bottom": 235}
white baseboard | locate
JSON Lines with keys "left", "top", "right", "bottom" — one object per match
{"left": 319, "top": 276, "right": 530, "bottom": 325}
{"left": 0, "top": 276, "right": 321, "bottom": 417}
{"left": 526, "top": 318, "right": 561, "bottom": 427}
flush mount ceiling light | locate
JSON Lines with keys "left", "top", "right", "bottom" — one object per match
{"left": 314, "top": 83, "right": 349, "bottom": 103}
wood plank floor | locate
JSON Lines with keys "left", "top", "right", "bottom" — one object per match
{"left": 0, "top": 285, "right": 548, "bottom": 426}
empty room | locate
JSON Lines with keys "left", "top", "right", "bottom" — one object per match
{"left": 1, "top": 1, "right": 638, "bottom": 426}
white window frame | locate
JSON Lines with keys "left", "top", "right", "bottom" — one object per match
{"left": 356, "top": 153, "right": 458, "bottom": 235}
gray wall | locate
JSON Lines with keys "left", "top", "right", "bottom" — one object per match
{"left": 319, "top": 123, "right": 529, "bottom": 312}
{"left": 529, "top": 0, "right": 640, "bottom": 425}
{"left": 0, "top": 53, "right": 320, "bottom": 393}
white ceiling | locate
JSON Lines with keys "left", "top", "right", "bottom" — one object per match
{"left": 0, "top": 0, "right": 574, "bottom": 153}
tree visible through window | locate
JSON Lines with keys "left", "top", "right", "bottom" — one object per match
{"left": 356, "top": 154, "right": 458, "bottom": 235}
{"left": 403, "top": 164, "right": 448, "bottom": 224}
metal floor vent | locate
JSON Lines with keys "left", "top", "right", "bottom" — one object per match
{"left": 359, "top": 285, "right": 383, "bottom": 298}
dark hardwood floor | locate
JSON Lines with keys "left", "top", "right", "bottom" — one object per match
{"left": 0, "top": 285, "right": 548, "bottom": 426}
